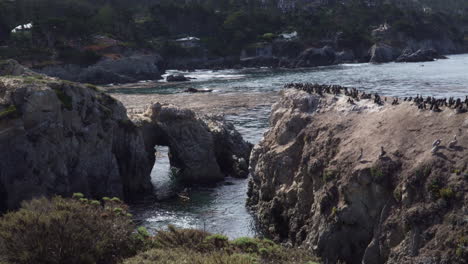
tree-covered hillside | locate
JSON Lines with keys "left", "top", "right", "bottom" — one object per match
{"left": 0, "top": 0, "right": 466, "bottom": 65}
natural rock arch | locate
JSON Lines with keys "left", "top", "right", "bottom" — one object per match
{"left": 135, "top": 103, "right": 252, "bottom": 184}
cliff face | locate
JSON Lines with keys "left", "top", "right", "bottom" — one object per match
{"left": 0, "top": 68, "right": 154, "bottom": 210}
{"left": 248, "top": 88, "right": 467, "bottom": 264}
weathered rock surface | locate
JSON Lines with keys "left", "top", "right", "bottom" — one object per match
{"left": 248, "top": 88, "right": 467, "bottom": 264}
{"left": 0, "top": 64, "right": 154, "bottom": 210}
{"left": 134, "top": 103, "right": 252, "bottom": 183}
{"left": 36, "top": 53, "right": 165, "bottom": 85}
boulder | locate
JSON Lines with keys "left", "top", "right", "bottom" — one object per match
{"left": 369, "top": 43, "right": 400, "bottom": 63}
{"left": 166, "top": 74, "right": 189, "bottom": 82}
{"left": 248, "top": 87, "right": 468, "bottom": 264}
{"left": 294, "top": 46, "right": 336, "bottom": 67}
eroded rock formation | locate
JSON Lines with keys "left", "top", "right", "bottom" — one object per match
{"left": 0, "top": 60, "right": 252, "bottom": 210}
{"left": 134, "top": 103, "right": 252, "bottom": 183}
{"left": 248, "top": 88, "right": 467, "bottom": 264}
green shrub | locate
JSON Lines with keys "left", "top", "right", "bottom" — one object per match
{"left": 53, "top": 89, "right": 73, "bottom": 111}
{"left": 0, "top": 105, "right": 18, "bottom": 119}
{"left": 127, "top": 226, "right": 318, "bottom": 264}
{"left": 428, "top": 178, "right": 442, "bottom": 198}
{"left": 439, "top": 188, "right": 455, "bottom": 200}
{"left": 205, "top": 234, "right": 229, "bottom": 248}
{"left": 111, "top": 197, "right": 122, "bottom": 203}
{"left": 123, "top": 248, "right": 255, "bottom": 264}
{"left": 456, "top": 236, "right": 467, "bottom": 258}
{"left": 231, "top": 237, "right": 260, "bottom": 253}
{"left": 370, "top": 167, "right": 384, "bottom": 181}
{"left": 0, "top": 196, "right": 138, "bottom": 264}
{"left": 152, "top": 225, "right": 211, "bottom": 250}
{"left": 72, "top": 192, "right": 84, "bottom": 199}
{"left": 322, "top": 170, "right": 336, "bottom": 182}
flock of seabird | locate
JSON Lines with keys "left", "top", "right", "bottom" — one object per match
{"left": 284, "top": 83, "right": 464, "bottom": 157}
{"left": 284, "top": 83, "right": 468, "bottom": 113}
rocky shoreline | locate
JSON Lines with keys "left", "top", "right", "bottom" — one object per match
{"left": 0, "top": 60, "right": 252, "bottom": 211}
{"left": 247, "top": 86, "right": 467, "bottom": 264}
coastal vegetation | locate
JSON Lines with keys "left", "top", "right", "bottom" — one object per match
{"left": 0, "top": 195, "right": 319, "bottom": 264}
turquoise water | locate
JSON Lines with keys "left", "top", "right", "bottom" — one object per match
{"left": 115, "top": 54, "right": 468, "bottom": 238}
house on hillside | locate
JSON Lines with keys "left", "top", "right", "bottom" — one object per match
{"left": 11, "top": 23, "right": 32, "bottom": 33}
{"left": 279, "top": 31, "right": 298, "bottom": 41}
{"left": 175, "top": 36, "right": 201, "bottom": 48}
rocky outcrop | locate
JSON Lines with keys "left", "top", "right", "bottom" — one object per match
{"left": 369, "top": 43, "right": 400, "bottom": 63}
{"left": 295, "top": 46, "right": 336, "bottom": 67}
{"left": 369, "top": 23, "right": 465, "bottom": 64}
{"left": 135, "top": 103, "right": 252, "bottom": 183}
{"left": 0, "top": 59, "right": 37, "bottom": 76}
{"left": 396, "top": 48, "right": 446, "bottom": 62}
{"left": 0, "top": 60, "right": 251, "bottom": 210}
{"left": 0, "top": 65, "right": 154, "bottom": 210}
{"left": 36, "top": 53, "right": 165, "bottom": 85}
{"left": 248, "top": 88, "right": 467, "bottom": 264}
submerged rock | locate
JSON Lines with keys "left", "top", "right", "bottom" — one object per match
{"left": 184, "top": 88, "right": 213, "bottom": 93}
{"left": 248, "top": 88, "right": 467, "bottom": 264}
{"left": 166, "top": 74, "right": 189, "bottom": 82}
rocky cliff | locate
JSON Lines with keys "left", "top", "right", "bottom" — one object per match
{"left": 0, "top": 60, "right": 251, "bottom": 210}
{"left": 248, "top": 87, "right": 467, "bottom": 264}
{"left": 0, "top": 62, "right": 154, "bottom": 210}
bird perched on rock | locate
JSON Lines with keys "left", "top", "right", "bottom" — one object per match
{"left": 379, "top": 146, "right": 386, "bottom": 158}
{"left": 357, "top": 148, "right": 363, "bottom": 161}
{"left": 431, "top": 139, "right": 442, "bottom": 154}
{"left": 448, "top": 136, "right": 457, "bottom": 149}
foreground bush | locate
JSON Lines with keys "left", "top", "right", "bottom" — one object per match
{"left": 124, "top": 225, "right": 319, "bottom": 264}
{"left": 0, "top": 195, "right": 138, "bottom": 264}
{"left": 0, "top": 196, "right": 320, "bottom": 264}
